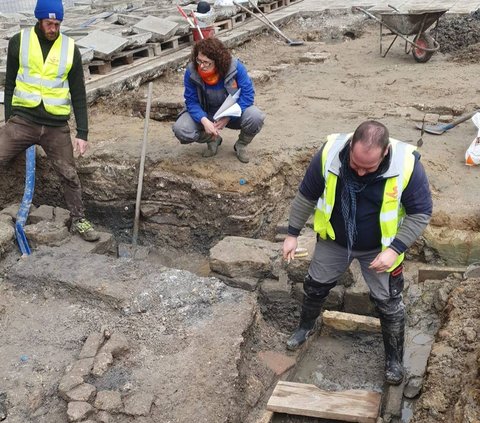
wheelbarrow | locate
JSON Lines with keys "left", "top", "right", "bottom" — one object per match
{"left": 355, "top": 6, "right": 448, "bottom": 63}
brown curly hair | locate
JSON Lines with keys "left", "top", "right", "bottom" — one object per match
{"left": 190, "top": 38, "right": 232, "bottom": 78}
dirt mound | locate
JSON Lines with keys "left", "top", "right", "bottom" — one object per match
{"left": 410, "top": 277, "right": 480, "bottom": 423}
{"left": 448, "top": 42, "right": 480, "bottom": 64}
{"left": 436, "top": 10, "right": 480, "bottom": 54}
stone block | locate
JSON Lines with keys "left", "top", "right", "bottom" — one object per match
{"left": 417, "top": 265, "right": 465, "bottom": 283}
{"left": 94, "top": 390, "right": 123, "bottom": 412}
{"left": 99, "top": 332, "right": 129, "bottom": 358}
{"left": 28, "top": 204, "right": 54, "bottom": 224}
{"left": 66, "top": 401, "right": 93, "bottom": 422}
{"left": 53, "top": 207, "right": 71, "bottom": 226}
{"left": 92, "top": 351, "right": 114, "bottom": 377}
{"left": 79, "top": 332, "right": 105, "bottom": 359}
{"left": 24, "top": 221, "right": 70, "bottom": 246}
{"left": 58, "top": 231, "right": 116, "bottom": 256}
{"left": 123, "top": 391, "right": 154, "bottom": 416}
{"left": 382, "top": 382, "right": 405, "bottom": 420}
{"left": 69, "top": 357, "right": 94, "bottom": 378}
{"left": 322, "top": 310, "right": 381, "bottom": 333}
{"left": 344, "top": 261, "right": 375, "bottom": 316}
{"left": 213, "top": 273, "right": 259, "bottom": 291}
{"left": 58, "top": 374, "right": 84, "bottom": 400}
{"left": 0, "top": 214, "right": 12, "bottom": 224}
{"left": 0, "top": 221, "right": 14, "bottom": 255}
{"left": 0, "top": 203, "right": 20, "bottom": 219}
{"left": 424, "top": 226, "right": 480, "bottom": 265}
{"left": 65, "top": 383, "right": 96, "bottom": 402}
{"left": 299, "top": 52, "right": 330, "bottom": 63}
{"left": 209, "top": 236, "right": 275, "bottom": 279}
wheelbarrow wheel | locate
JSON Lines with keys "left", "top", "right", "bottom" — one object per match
{"left": 412, "top": 33, "right": 435, "bottom": 63}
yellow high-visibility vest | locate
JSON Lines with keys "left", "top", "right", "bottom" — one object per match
{"left": 313, "top": 133, "right": 416, "bottom": 271}
{"left": 12, "top": 28, "right": 74, "bottom": 115}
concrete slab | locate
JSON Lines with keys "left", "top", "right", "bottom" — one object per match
{"left": 76, "top": 29, "right": 129, "bottom": 60}
{"left": 134, "top": 16, "right": 179, "bottom": 43}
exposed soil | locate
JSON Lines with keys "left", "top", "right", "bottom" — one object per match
{"left": 0, "top": 9, "right": 479, "bottom": 423}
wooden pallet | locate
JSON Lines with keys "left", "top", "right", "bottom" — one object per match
{"left": 111, "top": 45, "right": 154, "bottom": 65}
{"left": 257, "top": 0, "right": 298, "bottom": 13}
{"left": 158, "top": 33, "right": 193, "bottom": 54}
{"left": 215, "top": 18, "right": 234, "bottom": 33}
{"left": 232, "top": 12, "right": 248, "bottom": 25}
{"left": 88, "top": 45, "right": 154, "bottom": 75}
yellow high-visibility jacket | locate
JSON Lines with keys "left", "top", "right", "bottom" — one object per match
{"left": 12, "top": 27, "right": 74, "bottom": 115}
{"left": 313, "top": 133, "right": 416, "bottom": 271}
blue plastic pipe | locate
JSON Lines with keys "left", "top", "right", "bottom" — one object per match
{"left": 15, "top": 146, "right": 36, "bottom": 256}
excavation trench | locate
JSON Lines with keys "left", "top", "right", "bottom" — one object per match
{"left": 1, "top": 10, "right": 480, "bottom": 423}
{"left": 0, "top": 145, "right": 467, "bottom": 423}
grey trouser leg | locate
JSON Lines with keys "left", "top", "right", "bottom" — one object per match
{"left": 0, "top": 115, "right": 85, "bottom": 219}
{"left": 309, "top": 238, "right": 404, "bottom": 310}
{"left": 226, "top": 105, "right": 265, "bottom": 136}
{"left": 172, "top": 112, "right": 203, "bottom": 144}
{"left": 173, "top": 106, "right": 266, "bottom": 145}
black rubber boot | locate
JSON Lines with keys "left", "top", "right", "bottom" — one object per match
{"left": 286, "top": 276, "right": 336, "bottom": 351}
{"left": 380, "top": 315, "right": 405, "bottom": 385}
{"left": 286, "top": 308, "right": 319, "bottom": 351}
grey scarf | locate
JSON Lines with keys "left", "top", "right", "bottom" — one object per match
{"left": 339, "top": 149, "right": 379, "bottom": 259}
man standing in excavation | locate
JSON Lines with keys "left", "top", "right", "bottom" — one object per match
{"left": 283, "top": 121, "right": 432, "bottom": 385}
{"left": 0, "top": 0, "right": 99, "bottom": 241}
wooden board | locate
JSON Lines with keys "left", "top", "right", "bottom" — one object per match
{"left": 267, "top": 381, "right": 381, "bottom": 423}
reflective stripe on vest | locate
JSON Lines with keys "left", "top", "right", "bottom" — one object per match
{"left": 313, "top": 134, "right": 416, "bottom": 271}
{"left": 12, "top": 28, "right": 74, "bottom": 115}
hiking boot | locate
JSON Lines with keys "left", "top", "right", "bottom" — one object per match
{"left": 71, "top": 218, "right": 100, "bottom": 242}
{"left": 202, "top": 136, "right": 222, "bottom": 158}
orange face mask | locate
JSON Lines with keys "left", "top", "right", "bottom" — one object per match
{"left": 198, "top": 66, "right": 220, "bottom": 85}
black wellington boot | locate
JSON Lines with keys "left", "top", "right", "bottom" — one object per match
{"left": 286, "top": 277, "right": 336, "bottom": 351}
{"left": 381, "top": 316, "right": 405, "bottom": 385}
{"left": 286, "top": 308, "right": 319, "bottom": 351}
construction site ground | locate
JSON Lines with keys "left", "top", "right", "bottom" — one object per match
{"left": 0, "top": 4, "right": 479, "bottom": 423}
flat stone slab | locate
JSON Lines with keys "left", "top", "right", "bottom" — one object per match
{"left": 76, "top": 30, "right": 129, "bottom": 60}
{"left": 134, "top": 16, "right": 178, "bottom": 42}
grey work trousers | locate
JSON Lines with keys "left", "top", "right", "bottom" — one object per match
{"left": 0, "top": 115, "right": 85, "bottom": 219}
{"left": 308, "top": 237, "right": 405, "bottom": 316}
{"left": 172, "top": 105, "right": 265, "bottom": 144}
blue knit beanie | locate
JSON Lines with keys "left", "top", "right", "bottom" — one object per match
{"left": 34, "top": 0, "right": 64, "bottom": 21}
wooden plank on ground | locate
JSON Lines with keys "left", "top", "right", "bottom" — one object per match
{"left": 267, "top": 381, "right": 381, "bottom": 423}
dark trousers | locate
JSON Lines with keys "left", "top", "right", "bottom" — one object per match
{"left": 0, "top": 115, "right": 85, "bottom": 219}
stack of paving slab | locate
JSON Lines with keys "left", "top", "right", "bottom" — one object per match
{"left": 0, "top": 0, "right": 254, "bottom": 82}
{"left": 0, "top": 0, "right": 289, "bottom": 85}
